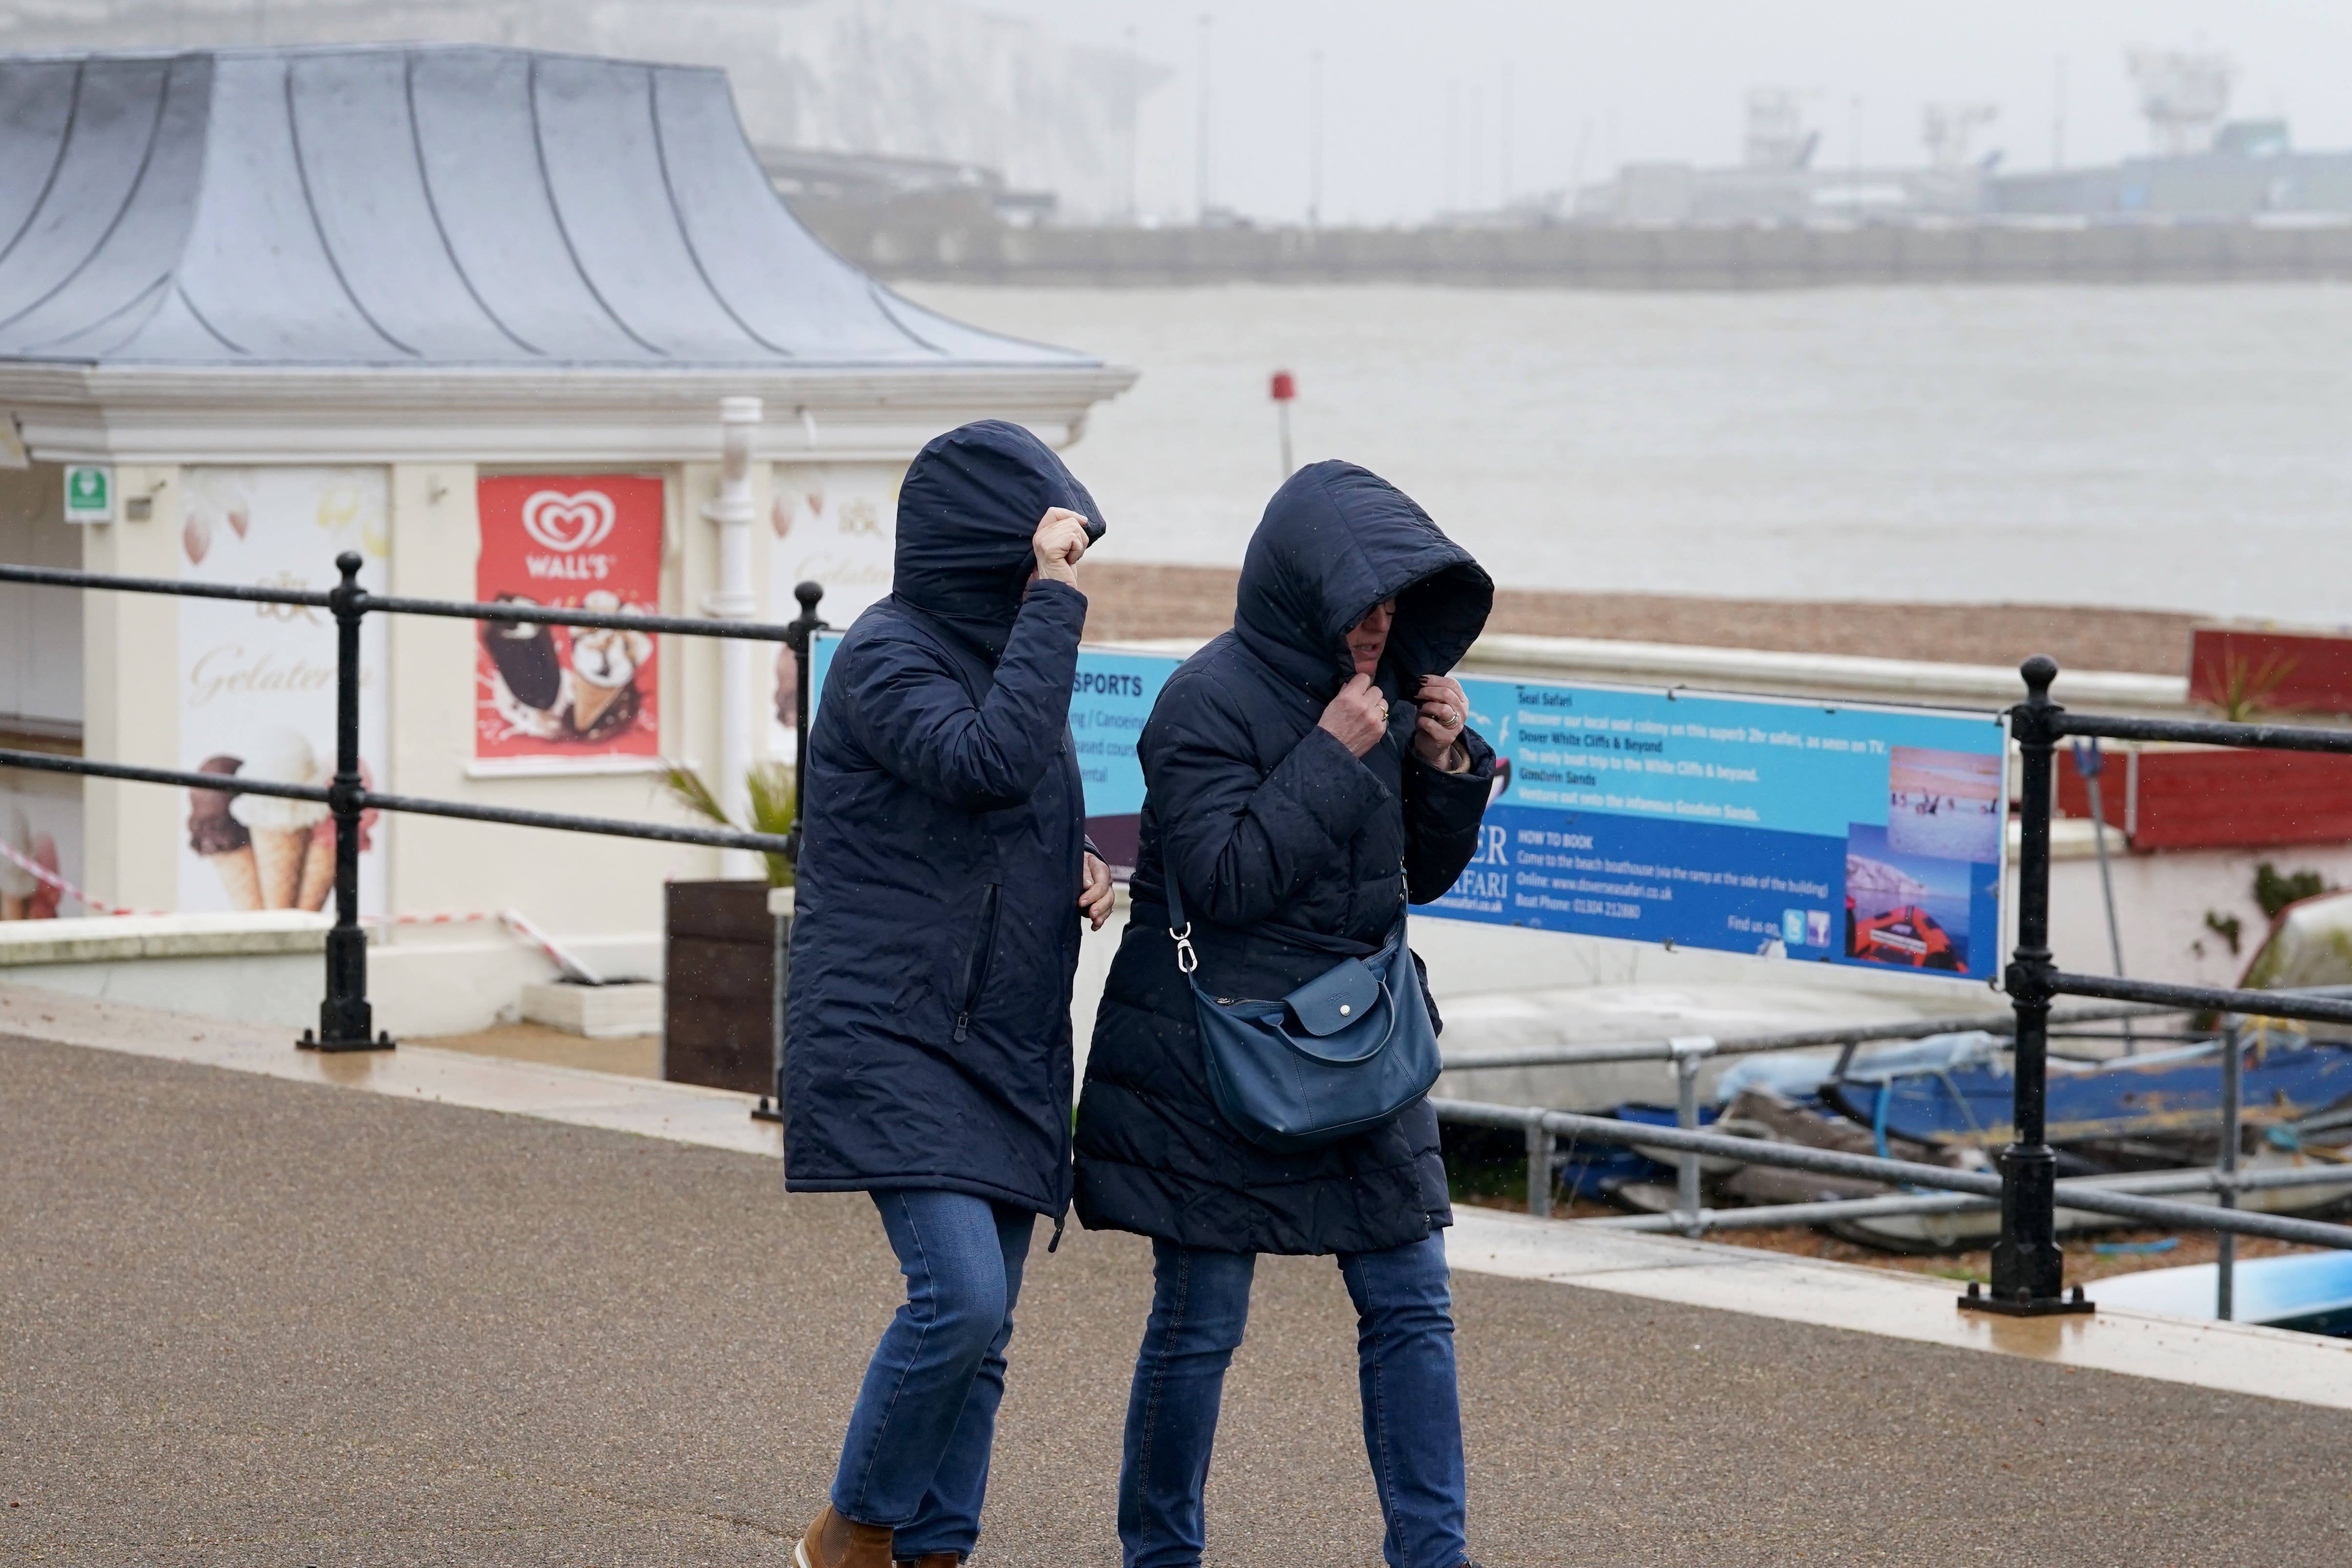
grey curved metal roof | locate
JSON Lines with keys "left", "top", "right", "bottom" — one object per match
{"left": 0, "top": 45, "right": 1090, "bottom": 369}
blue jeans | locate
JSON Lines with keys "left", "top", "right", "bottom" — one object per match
{"left": 1118, "top": 1232, "right": 1466, "bottom": 1568}
{"left": 831, "top": 1189, "right": 1035, "bottom": 1558}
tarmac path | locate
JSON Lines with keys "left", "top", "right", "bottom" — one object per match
{"left": 5, "top": 1033, "right": 2350, "bottom": 1566}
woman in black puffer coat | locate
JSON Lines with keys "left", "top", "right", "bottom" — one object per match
{"left": 1074, "top": 461, "right": 1495, "bottom": 1568}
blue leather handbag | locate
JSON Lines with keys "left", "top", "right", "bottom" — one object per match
{"left": 1165, "top": 874, "right": 1443, "bottom": 1153}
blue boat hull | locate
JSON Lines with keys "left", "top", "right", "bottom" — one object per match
{"left": 1824, "top": 1039, "right": 2352, "bottom": 1148}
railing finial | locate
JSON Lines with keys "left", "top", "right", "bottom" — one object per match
{"left": 2020, "top": 653, "right": 2059, "bottom": 705}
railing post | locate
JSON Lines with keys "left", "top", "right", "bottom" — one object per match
{"left": 780, "top": 580, "right": 826, "bottom": 866}
{"left": 302, "top": 551, "right": 389, "bottom": 1052}
{"left": 2218, "top": 1021, "right": 2242, "bottom": 1320}
{"left": 1968, "top": 655, "right": 2088, "bottom": 1314}
{"left": 1525, "top": 1118, "right": 1555, "bottom": 1218}
{"left": 1671, "top": 1035, "right": 1715, "bottom": 1236}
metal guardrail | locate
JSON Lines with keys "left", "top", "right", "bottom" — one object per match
{"left": 0, "top": 554, "right": 828, "bottom": 1052}
{"left": 1578, "top": 1162, "right": 2352, "bottom": 1236}
{"left": 1435, "top": 1100, "right": 2352, "bottom": 1255}
{"left": 1436, "top": 1001, "right": 2168, "bottom": 1073}
{"left": 1432, "top": 655, "right": 2352, "bottom": 1322}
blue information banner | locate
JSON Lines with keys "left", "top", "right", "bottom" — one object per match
{"left": 1440, "top": 678, "right": 2009, "bottom": 982}
{"left": 809, "top": 634, "right": 2009, "bottom": 982}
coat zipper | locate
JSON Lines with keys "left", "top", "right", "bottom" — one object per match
{"left": 952, "top": 883, "right": 1003, "bottom": 1043}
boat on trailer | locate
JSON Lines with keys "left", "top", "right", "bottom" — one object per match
{"left": 1819, "top": 1033, "right": 2352, "bottom": 1149}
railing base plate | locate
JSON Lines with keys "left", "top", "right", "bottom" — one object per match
{"left": 751, "top": 1095, "right": 784, "bottom": 1125}
{"left": 299, "top": 1030, "right": 396, "bottom": 1053}
{"left": 1959, "top": 1281, "right": 2094, "bottom": 1317}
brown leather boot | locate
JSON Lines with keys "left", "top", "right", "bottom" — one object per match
{"left": 793, "top": 1503, "right": 893, "bottom": 1568}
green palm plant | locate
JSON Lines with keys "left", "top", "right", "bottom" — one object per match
{"left": 661, "top": 760, "right": 796, "bottom": 887}
{"left": 2200, "top": 648, "right": 2297, "bottom": 723}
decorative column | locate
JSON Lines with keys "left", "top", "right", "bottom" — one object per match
{"left": 702, "top": 396, "right": 762, "bottom": 880}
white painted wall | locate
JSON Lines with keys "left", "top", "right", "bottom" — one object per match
{"left": 0, "top": 464, "right": 81, "bottom": 730}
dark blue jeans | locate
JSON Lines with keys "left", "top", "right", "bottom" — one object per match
{"left": 831, "top": 1189, "right": 1034, "bottom": 1559}
{"left": 1118, "top": 1232, "right": 1467, "bottom": 1568}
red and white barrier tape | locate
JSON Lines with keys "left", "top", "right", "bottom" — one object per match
{"left": 0, "top": 838, "right": 158, "bottom": 916}
{"left": 363, "top": 908, "right": 601, "bottom": 982}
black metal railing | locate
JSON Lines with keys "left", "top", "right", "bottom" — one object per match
{"left": 0, "top": 553, "right": 826, "bottom": 1052}
{"left": 1981, "top": 654, "right": 2352, "bottom": 1314}
{"left": 1428, "top": 653, "right": 2352, "bottom": 1316}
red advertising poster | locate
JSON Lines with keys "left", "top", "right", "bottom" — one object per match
{"left": 475, "top": 475, "right": 664, "bottom": 763}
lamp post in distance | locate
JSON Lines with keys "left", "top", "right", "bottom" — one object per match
{"left": 1270, "top": 370, "right": 1296, "bottom": 476}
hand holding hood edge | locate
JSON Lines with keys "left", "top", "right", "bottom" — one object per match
{"left": 892, "top": 419, "right": 1105, "bottom": 658}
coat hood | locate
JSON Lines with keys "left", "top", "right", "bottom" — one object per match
{"left": 892, "top": 420, "right": 1105, "bottom": 656}
{"left": 1233, "top": 461, "right": 1493, "bottom": 700}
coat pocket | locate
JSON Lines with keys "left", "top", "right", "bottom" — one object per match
{"left": 953, "top": 883, "right": 1003, "bottom": 1043}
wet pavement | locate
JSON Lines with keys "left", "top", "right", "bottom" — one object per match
{"left": 6, "top": 1020, "right": 2352, "bottom": 1565}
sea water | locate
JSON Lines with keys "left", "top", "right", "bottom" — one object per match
{"left": 907, "top": 281, "right": 2352, "bottom": 624}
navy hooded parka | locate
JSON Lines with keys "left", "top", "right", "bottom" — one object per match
{"left": 1074, "top": 461, "right": 1497, "bottom": 1256}
{"left": 784, "top": 420, "right": 1101, "bottom": 1217}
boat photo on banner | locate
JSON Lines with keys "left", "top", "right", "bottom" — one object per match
{"left": 808, "top": 635, "right": 2009, "bottom": 981}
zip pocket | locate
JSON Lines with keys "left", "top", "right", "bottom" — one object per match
{"left": 953, "top": 883, "right": 1002, "bottom": 1042}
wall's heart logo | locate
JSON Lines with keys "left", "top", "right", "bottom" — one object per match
{"left": 520, "top": 490, "right": 617, "bottom": 554}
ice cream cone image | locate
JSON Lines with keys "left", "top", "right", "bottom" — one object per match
{"left": 249, "top": 828, "right": 309, "bottom": 909}
{"left": 210, "top": 845, "right": 264, "bottom": 910}
{"left": 297, "top": 820, "right": 338, "bottom": 912}
{"left": 188, "top": 755, "right": 263, "bottom": 911}
{"left": 565, "top": 594, "right": 652, "bottom": 741}
{"left": 225, "top": 729, "right": 332, "bottom": 911}
{"left": 571, "top": 672, "right": 627, "bottom": 733}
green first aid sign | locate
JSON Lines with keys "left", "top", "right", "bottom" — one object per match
{"left": 63, "top": 464, "right": 112, "bottom": 523}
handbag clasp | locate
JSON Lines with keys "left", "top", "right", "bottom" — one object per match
{"left": 1170, "top": 923, "right": 1198, "bottom": 974}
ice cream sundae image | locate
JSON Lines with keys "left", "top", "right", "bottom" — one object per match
{"left": 773, "top": 644, "right": 800, "bottom": 729}
{"left": 1, "top": 803, "right": 62, "bottom": 921}
{"left": 187, "top": 756, "right": 261, "bottom": 910}
{"left": 564, "top": 591, "right": 651, "bottom": 741}
{"left": 226, "top": 728, "right": 333, "bottom": 909}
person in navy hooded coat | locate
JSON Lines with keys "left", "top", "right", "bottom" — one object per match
{"left": 785, "top": 420, "right": 1114, "bottom": 1568}
{"left": 1075, "top": 461, "right": 1496, "bottom": 1568}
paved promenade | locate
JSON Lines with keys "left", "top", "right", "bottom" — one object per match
{"left": 5, "top": 994, "right": 2352, "bottom": 1565}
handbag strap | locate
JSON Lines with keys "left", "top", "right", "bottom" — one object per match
{"left": 1165, "top": 872, "right": 1199, "bottom": 975}
{"left": 1164, "top": 868, "right": 1409, "bottom": 980}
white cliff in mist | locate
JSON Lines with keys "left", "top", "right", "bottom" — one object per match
{"left": 0, "top": 0, "right": 1161, "bottom": 218}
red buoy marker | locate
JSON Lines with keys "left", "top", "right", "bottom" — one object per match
{"left": 1270, "top": 370, "right": 1296, "bottom": 476}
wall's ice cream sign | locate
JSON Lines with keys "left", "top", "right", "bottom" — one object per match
{"left": 476, "top": 475, "right": 663, "bottom": 766}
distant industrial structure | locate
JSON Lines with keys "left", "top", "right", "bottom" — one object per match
{"left": 1575, "top": 51, "right": 2352, "bottom": 228}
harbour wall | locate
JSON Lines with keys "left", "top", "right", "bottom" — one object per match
{"left": 800, "top": 213, "right": 2352, "bottom": 289}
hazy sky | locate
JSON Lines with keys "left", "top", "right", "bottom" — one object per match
{"left": 980, "top": 1, "right": 2352, "bottom": 223}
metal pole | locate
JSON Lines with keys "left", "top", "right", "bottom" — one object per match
{"left": 704, "top": 396, "right": 763, "bottom": 880}
{"left": 780, "top": 581, "right": 825, "bottom": 866}
{"left": 1671, "top": 1036, "right": 1712, "bottom": 1236}
{"left": 1972, "top": 655, "right": 2089, "bottom": 1314}
{"left": 2218, "top": 1021, "right": 2242, "bottom": 1320}
{"left": 1525, "top": 1121, "right": 1554, "bottom": 1218}
{"left": 2074, "top": 738, "right": 2135, "bottom": 1053}
{"left": 303, "top": 552, "right": 388, "bottom": 1052}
